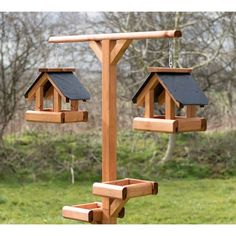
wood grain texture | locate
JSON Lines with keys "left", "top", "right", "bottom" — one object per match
{"left": 49, "top": 30, "right": 182, "bottom": 43}
{"left": 89, "top": 41, "right": 102, "bottom": 63}
{"left": 186, "top": 105, "right": 197, "bottom": 118}
{"left": 147, "top": 67, "right": 193, "bottom": 73}
{"left": 39, "top": 68, "right": 75, "bottom": 72}
{"left": 53, "top": 88, "right": 61, "bottom": 112}
{"left": 93, "top": 183, "right": 127, "bottom": 200}
{"left": 110, "top": 39, "right": 132, "bottom": 65}
{"left": 144, "top": 89, "right": 154, "bottom": 118}
{"left": 165, "top": 91, "right": 175, "bottom": 119}
{"left": 35, "top": 86, "right": 43, "bottom": 111}
{"left": 133, "top": 117, "right": 178, "bottom": 133}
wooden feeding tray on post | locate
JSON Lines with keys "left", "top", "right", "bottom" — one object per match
{"left": 62, "top": 202, "right": 103, "bottom": 223}
{"left": 132, "top": 67, "right": 208, "bottom": 133}
{"left": 93, "top": 178, "right": 158, "bottom": 200}
{"left": 24, "top": 68, "right": 90, "bottom": 123}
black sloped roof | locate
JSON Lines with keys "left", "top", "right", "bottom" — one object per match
{"left": 132, "top": 72, "right": 208, "bottom": 106}
{"left": 25, "top": 72, "right": 90, "bottom": 101}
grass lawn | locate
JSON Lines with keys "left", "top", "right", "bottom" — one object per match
{"left": 0, "top": 178, "right": 236, "bottom": 224}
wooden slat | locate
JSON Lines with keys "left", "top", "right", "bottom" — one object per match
{"left": 110, "top": 39, "right": 132, "bottom": 65}
{"left": 165, "top": 91, "right": 175, "bottom": 119}
{"left": 39, "top": 68, "right": 75, "bottom": 72}
{"left": 147, "top": 67, "right": 193, "bottom": 73}
{"left": 62, "top": 206, "right": 93, "bottom": 222}
{"left": 25, "top": 111, "right": 63, "bottom": 123}
{"left": 53, "top": 88, "right": 61, "bottom": 112}
{"left": 144, "top": 89, "right": 154, "bottom": 118}
{"left": 64, "top": 111, "right": 88, "bottom": 123}
{"left": 133, "top": 117, "right": 178, "bottom": 133}
{"left": 126, "top": 182, "right": 153, "bottom": 198}
{"left": 186, "top": 105, "right": 197, "bottom": 118}
{"left": 35, "top": 86, "right": 43, "bottom": 111}
{"left": 93, "top": 183, "right": 127, "bottom": 200}
{"left": 177, "top": 117, "right": 207, "bottom": 132}
{"left": 89, "top": 41, "right": 102, "bottom": 63}
{"left": 71, "top": 100, "right": 79, "bottom": 111}
{"left": 48, "top": 30, "right": 182, "bottom": 43}
{"left": 62, "top": 202, "right": 103, "bottom": 223}
{"left": 104, "top": 178, "right": 129, "bottom": 186}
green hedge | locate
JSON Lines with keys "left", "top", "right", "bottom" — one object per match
{"left": 1, "top": 130, "right": 236, "bottom": 182}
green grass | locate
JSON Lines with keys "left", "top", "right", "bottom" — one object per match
{"left": 1, "top": 178, "right": 236, "bottom": 224}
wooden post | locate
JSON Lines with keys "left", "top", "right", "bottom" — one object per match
{"left": 53, "top": 88, "right": 61, "bottom": 112}
{"left": 165, "top": 91, "right": 175, "bottom": 119}
{"left": 71, "top": 100, "right": 79, "bottom": 111}
{"left": 101, "top": 40, "right": 117, "bottom": 224}
{"left": 35, "top": 86, "right": 43, "bottom": 111}
{"left": 49, "top": 30, "right": 182, "bottom": 224}
{"left": 144, "top": 89, "right": 154, "bottom": 118}
{"left": 186, "top": 105, "right": 197, "bottom": 118}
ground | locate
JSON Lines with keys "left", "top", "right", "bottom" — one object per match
{"left": 1, "top": 178, "right": 236, "bottom": 224}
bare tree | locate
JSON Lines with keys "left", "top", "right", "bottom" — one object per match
{"left": 0, "top": 12, "right": 51, "bottom": 142}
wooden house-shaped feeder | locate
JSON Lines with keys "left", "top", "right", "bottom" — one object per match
{"left": 25, "top": 68, "right": 90, "bottom": 123}
{"left": 132, "top": 67, "right": 208, "bottom": 133}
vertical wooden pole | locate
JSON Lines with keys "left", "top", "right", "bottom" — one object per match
{"left": 144, "top": 89, "right": 154, "bottom": 118}
{"left": 35, "top": 86, "right": 43, "bottom": 111}
{"left": 71, "top": 100, "right": 79, "bottom": 111}
{"left": 186, "top": 105, "right": 197, "bottom": 118}
{"left": 53, "top": 88, "right": 61, "bottom": 112}
{"left": 101, "top": 39, "right": 117, "bottom": 224}
{"left": 165, "top": 91, "right": 175, "bottom": 119}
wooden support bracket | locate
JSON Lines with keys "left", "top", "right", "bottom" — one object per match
{"left": 110, "top": 39, "right": 132, "bottom": 65}
{"left": 89, "top": 41, "right": 102, "bottom": 63}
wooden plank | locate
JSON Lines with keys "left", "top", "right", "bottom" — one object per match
{"left": 35, "top": 86, "right": 43, "bottom": 111}
{"left": 102, "top": 39, "right": 117, "bottom": 182}
{"left": 101, "top": 39, "right": 117, "bottom": 224}
{"left": 110, "top": 39, "right": 132, "bottom": 65}
{"left": 71, "top": 100, "right": 79, "bottom": 111}
{"left": 62, "top": 206, "right": 93, "bottom": 222}
{"left": 147, "top": 67, "right": 193, "bottom": 73}
{"left": 89, "top": 41, "right": 102, "bottom": 63}
{"left": 136, "top": 74, "right": 159, "bottom": 107}
{"left": 39, "top": 68, "right": 75, "bottom": 72}
{"left": 25, "top": 111, "right": 63, "bottom": 123}
{"left": 177, "top": 117, "right": 207, "bottom": 132}
{"left": 104, "top": 178, "right": 129, "bottom": 186}
{"left": 93, "top": 183, "right": 127, "bottom": 200}
{"left": 53, "top": 88, "right": 61, "bottom": 112}
{"left": 186, "top": 105, "right": 197, "bottom": 118}
{"left": 64, "top": 111, "right": 88, "bottom": 123}
{"left": 133, "top": 117, "right": 177, "bottom": 133}
{"left": 48, "top": 30, "right": 182, "bottom": 43}
{"left": 126, "top": 182, "right": 153, "bottom": 198}
{"left": 144, "top": 89, "right": 154, "bottom": 118}
{"left": 165, "top": 91, "right": 175, "bottom": 119}
{"left": 73, "top": 202, "right": 100, "bottom": 209}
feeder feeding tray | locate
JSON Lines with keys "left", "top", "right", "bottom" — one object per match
{"left": 93, "top": 178, "right": 158, "bottom": 200}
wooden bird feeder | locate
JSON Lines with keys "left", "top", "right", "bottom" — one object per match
{"left": 24, "top": 68, "right": 90, "bottom": 123}
{"left": 132, "top": 67, "right": 208, "bottom": 133}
